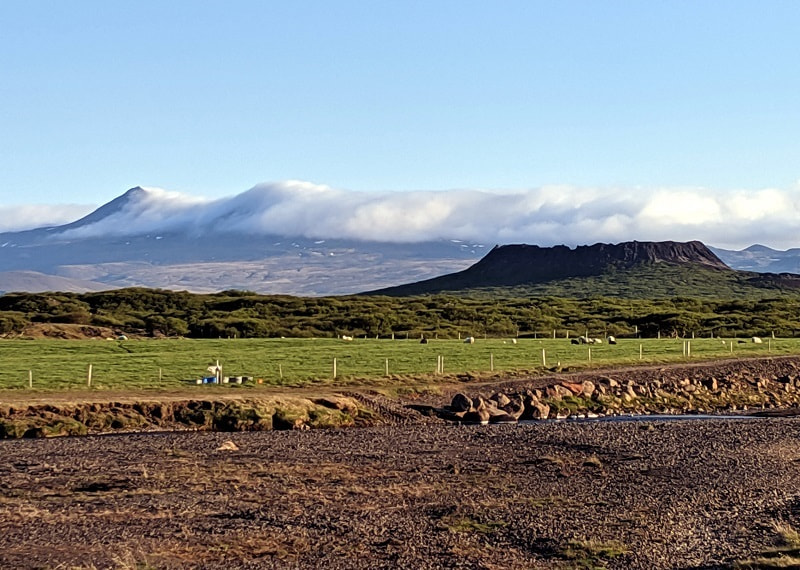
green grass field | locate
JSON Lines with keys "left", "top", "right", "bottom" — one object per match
{"left": 0, "top": 335, "right": 797, "bottom": 392}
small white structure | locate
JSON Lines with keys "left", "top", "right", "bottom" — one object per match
{"left": 207, "top": 360, "right": 222, "bottom": 382}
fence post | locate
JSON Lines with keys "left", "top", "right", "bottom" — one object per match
{"left": 28, "top": 370, "right": 33, "bottom": 389}
{"left": 87, "top": 364, "right": 93, "bottom": 387}
{"left": 639, "top": 344, "right": 642, "bottom": 360}
{"left": 333, "top": 358, "right": 337, "bottom": 379}
{"left": 490, "top": 353, "right": 494, "bottom": 372}
{"left": 541, "top": 348, "right": 547, "bottom": 368}
{"left": 385, "top": 358, "right": 389, "bottom": 376}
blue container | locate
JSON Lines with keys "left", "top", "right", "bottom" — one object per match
{"left": 202, "top": 376, "right": 217, "bottom": 384}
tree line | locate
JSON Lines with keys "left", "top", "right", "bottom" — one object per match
{"left": 0, "top": 288, "right": 799, "bottom": 339}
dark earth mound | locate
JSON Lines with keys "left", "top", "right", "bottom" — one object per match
{"left": 368, "top": 240, "right": 731, "bottom": 294}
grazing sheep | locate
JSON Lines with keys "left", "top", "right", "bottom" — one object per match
{"left": 752, "top": 337, "right": 763, "bottom": 344}
{"left": 607, "top": 336, "right": 617, "bottom": 345}
{"left": 420, "top": 337, "right": 428, "bottom": 344}
{"left": 464, "top": 336, "right": 475, "bottom": 344}
{"left": 341, "top": 335, "right": 353, "bottom": 341}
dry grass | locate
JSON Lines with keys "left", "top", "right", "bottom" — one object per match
{"left": 560, "top": 538, "right": 630, "bottom": 569}
{"left": 735, "top": 522, "right": 800, "bottom": 569}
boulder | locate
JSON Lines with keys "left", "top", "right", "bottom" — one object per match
{"left": 528, "top": 401, "right": 551, "bottom": 420}
{"left": 523, "top": 391, "right": 541, "bottom": 408}
{"left": 597, "top": 376, "right": 619, "bottom": 388}
{"left": 487, "top": 407, "right": 509, "bottom": 419}
{"left": 488, "top": 412, "right": 517, "bottom": 424}
{"left": 545, "top": 386, "right": 562, "bottom": 401}
{"left": 490, "top": 392, "right": 511, "bottom": 407}
{"left": 450, "top": 393, "right": 473, "bottom": 413}
{"left": 561, "top": 382, "right": 584, "bottom": 396}
{"left": 462, "top": 405, "right": 490, "bottom": 424}
{"left": 502, "top": 396, "right": 525, "bottom": 420}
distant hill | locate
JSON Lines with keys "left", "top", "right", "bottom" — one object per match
{"left": 711, "top": 244, "right": 800, "bottom": 274}
{"left": 367, "top": 240, "right": 800, "bottom": 298}
{"left": 0, "top": 271, "right": 111, "bottom": 295}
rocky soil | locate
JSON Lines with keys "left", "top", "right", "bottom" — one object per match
{"left": 2, "top": 418, "right": 800, "bottom": 569}
{"left": 4, "top": 356, "right": 800, "bottom": 568}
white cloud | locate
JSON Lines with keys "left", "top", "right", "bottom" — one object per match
{"left": 23, "top": 181, "right": 800, "bottom": 250}
{"left": 0, "top": 204, "right": 94, "bottom": 232}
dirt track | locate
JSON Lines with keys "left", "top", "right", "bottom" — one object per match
{"left": 2, "top": 417, "right": 800, "bottom": 569}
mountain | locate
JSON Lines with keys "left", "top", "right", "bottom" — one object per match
{"left": 0, "top": 187, "right": 484, "bottom": 295}
{"left": 367, "top": 240, "right": 800, "bottom": 298}
{"left": 710, "top": 244, "right": 800, "bottom": 274}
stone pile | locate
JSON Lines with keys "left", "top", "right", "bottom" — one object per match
{"left": 432, "top": 362, "right": 800, "bottom": 423}
{"left": 437, "top": 392, "right": 525, "bottom": 424}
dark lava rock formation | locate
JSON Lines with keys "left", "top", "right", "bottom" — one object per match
{"left": 368, "top": 240, "right": 731, "bottom": 295}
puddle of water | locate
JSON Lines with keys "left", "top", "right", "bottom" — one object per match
{"left": 519, "top": 413, "right": 766, "bottom": 425}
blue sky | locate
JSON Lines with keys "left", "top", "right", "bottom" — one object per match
{"left": 2, "top": 0, "right": 799, "bottom": 209}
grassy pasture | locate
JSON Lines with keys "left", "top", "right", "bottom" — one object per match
{"left": 0, "top": 336, "right": 797, "bottom": 392}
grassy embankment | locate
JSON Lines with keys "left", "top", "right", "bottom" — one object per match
{"left": 0, "top": 336, "right": 796, "bottom": 392}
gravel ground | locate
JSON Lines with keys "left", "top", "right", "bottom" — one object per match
{"left": 2, "top": 418, "right": 800, "bottom": 569}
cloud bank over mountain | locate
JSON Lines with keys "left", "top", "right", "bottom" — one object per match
{"left": 0, "top": 204, "right": 94, "bottom": 233}
{"left": 7, "top": 181, "right": 800, "bottom": 249}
